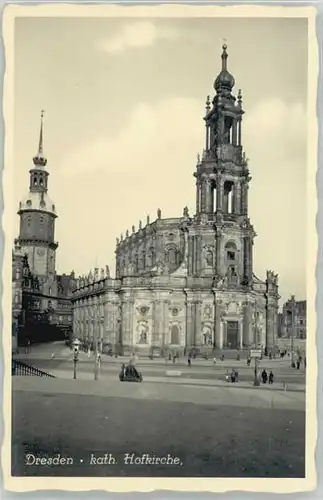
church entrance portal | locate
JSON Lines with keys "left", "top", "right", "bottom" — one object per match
{"left": 226, "top": 321, "right": 239, "bottom": 349}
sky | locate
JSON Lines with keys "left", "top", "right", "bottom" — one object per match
{"left": 13, "top": 16, "right": 308, "bottom": 306}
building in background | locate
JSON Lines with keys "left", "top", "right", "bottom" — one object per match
{"left": 280, "top": 296, "right": 307, "bottom": 340}
{"left": 12, "top": 112, "right": 75, "bottom": 347}
{"left": 72, "top": 45, "right": 280, "bottom": 356}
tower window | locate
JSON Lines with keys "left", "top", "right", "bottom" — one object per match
{"left": 33, "top": 177, "right": 38, "bottom": 186}
{"left": 227, "top": 251, "right": 235, "bottom": 261}
{"left": 39, "top": 217, "right": 44, "bottom": 224}
{"left": 26, "top": 200, "right": 32, "bottom": 207}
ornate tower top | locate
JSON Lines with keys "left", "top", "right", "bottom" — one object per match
{"left": 32, "top": 110, "right": 47, "bottom": 168}
{"left": 18, "top": 111, "right": 57, "bottom": 217}
{"left": 213, "top": 44, "right": 235, "bottom": 94}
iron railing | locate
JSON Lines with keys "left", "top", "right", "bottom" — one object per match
{"left": 12, "top": 359, "right": 55, "bottom": 378}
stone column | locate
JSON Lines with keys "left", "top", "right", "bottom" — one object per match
{"left": 239, "top": 320, "right": 243, "bottom": 348}
{"left": 216, "top": 229, "right": 222, "bottom": 276}
{"left": 249, "top": 240, "right": 254, "bottom": 281}
{"left": 123, "top": 297, "right": 134, "bottom": 352}
{"left": 223, "top": 191, "right": 229, "bottom": 213}
{"left": 237, "top": 119, "right": 242, "bottom": 146}
{"left": 192, "top": 236, "right": 197, "bottom": 275}
{"left": 234, "top": 181, "right": 241, "bottom": 214}
{"left": 223, "top": 321, "right": 227, "bottom": 348}
{"left": 266, "top": 304, "right": 275, "bottom": 350}
{"left": 185, "top": 296, "right": 195, "bottom": 347}
{"left": 162, "top": 300, "right": 169, "bottom": 347}
{"left": 232, "top": 120, "right": 237, "bottom": 145}
{"left": 194, "top": 300, "right": 202, "bottom": 346}
{"left": 214, "top": 299, "right": 222, "bottom": 348}
{"left": 216, "top": 176, "right": 224, "bottom": 212}
{"left": 188, "top": 235, "right": 193, "bottom": 275}
{"left": 231, "top": 184, "right": 235, "bottom": 214}
{"left": 219, "top": 319, "right": 224, "bottom": 349}
{"left": 151, "top": 299, "right": 158, "bottom": 346}
{"left": 241, "top": 181, "right": 248, "bottom": 215}
{"left": 200, "top": 179, "right": 207, "bottom": 213}
{"left": 243, "top": 302, "right": 251, "bottom": 346}
{"left": 206, "top": 179, "right": 213, "bottom": 213}
{"left": 195, "top": 235, "right": 201, "bottom": 275}
{"left": 196, "top": 181, "right": 201, "bottom": 214}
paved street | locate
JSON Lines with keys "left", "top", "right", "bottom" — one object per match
{"left": 12, "top": 377, "right": 305, "bottom": 477}
{"left": 14, "top": 342, "right": 306, "bottom": 392}
{"left": 12, "top": 342, "right": 306, "bottom": 478}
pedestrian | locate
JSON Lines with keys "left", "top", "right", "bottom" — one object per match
{"left": 230, "top": 369, "right": 236, "bottom": 383}
{"left": 235, "top": 369, "right": 239, "bottom": 382}
{"left": 236, "top": 353, "right": 240, "bottom": 361}
{"left": 173, "top": 355, "right": 176, "bottom": 364}
{"left": 87, "top": 347, "right": 91, "bottom": 358}
{"left": 269, "top": 371, "right": 274, "bottom": 384}
{"left": 296, "top": 359, "right": 300, "bottom": 370}
{"left": 188, "top": 358, "right": 191, "bottom": 367}
{"left": 213, "top": 356, "right": 216, "bottom": 364}
{"left": 261, "top": 369, "right": 268, "bottom": 384}
{"left": 225, "top": 370, "right": 230, "bottom": 382}
{"left": 247, "top": 357, "right": 251, "bottom": 367}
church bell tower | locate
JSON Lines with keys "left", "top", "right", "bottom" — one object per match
{"left": 15, "top": 111, "right": 58, "bottom": 278}
{"left": 193, "top": 44, "right": 256, "bottom": 287}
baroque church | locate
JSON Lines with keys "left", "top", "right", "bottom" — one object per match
{"left": 12, "top": 112, "right": 75, "bottom": 348}
{"left": 72, "top": 45, "right": 280, "bottom": 355}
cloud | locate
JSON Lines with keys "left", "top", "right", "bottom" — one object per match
{"left": 100, "top": 21, "right": 177, "bottom": 53}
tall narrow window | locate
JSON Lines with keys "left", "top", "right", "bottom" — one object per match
{"left": 228, "top": 189, "right": 233, "bottom": 214}
{"left": 213, "top": 186, "right": 217, "bottom": 212}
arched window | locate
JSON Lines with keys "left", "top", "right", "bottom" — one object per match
{"left": 225, "top": 241, "right": 237, "bottom": 262}
{"left": 170, "top": 324, "right": 180, "bottom": 345}
{"left": 166, "top": 247, "right": 177, "bottom": 267}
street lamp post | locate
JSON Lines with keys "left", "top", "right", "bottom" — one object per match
{"left": 72, "top": 338, "right": 80, "bottom": 379}
{"left": 252, "top": 309, "right": 260, "bottom": 386}
{"left": 253, "top": 357, "right": 260, "bottom": 386}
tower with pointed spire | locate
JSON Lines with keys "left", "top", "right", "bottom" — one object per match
{"left": 72, "top": 44, "right": 279, "bottom": 357}
{"left": 192, "top": 44, "right": 254, "bottom": 287}
{"left": 15, "top": 111, "right": 58, "bottom": 278}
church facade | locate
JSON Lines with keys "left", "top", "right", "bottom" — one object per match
{"left": 72, "top": 45, "right": 280, "bottom": 355}
{"left": 13, "top": 112, "right": 75, "bottom": 346}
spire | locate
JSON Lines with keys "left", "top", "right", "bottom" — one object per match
{"left": 33, "top": 110, "right": 47, "bottom": 167}
{"left": 214, "top": 43, "right": 235, "bottom": 93}
{"left": 221, "top": 43, "right": 228, "bottom": 71}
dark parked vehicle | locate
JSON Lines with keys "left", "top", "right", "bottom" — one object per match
{"left": 119, "top": 363, "right": 143, "bottom": 383}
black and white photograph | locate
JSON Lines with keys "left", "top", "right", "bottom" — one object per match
{"left": 2, "top": 2, "right": 317, "bottom": 493}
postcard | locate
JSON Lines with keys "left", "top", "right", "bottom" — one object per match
{"left": 1, "top": 2, "right": 318, "bottom": 494}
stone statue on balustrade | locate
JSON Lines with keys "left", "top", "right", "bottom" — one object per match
{"left": 183, "top": 206, "right": 189, "bottom": 218}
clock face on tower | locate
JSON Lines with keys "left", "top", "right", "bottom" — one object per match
{"left": 37, "top": 248, "right": 45, "bottom": 256}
